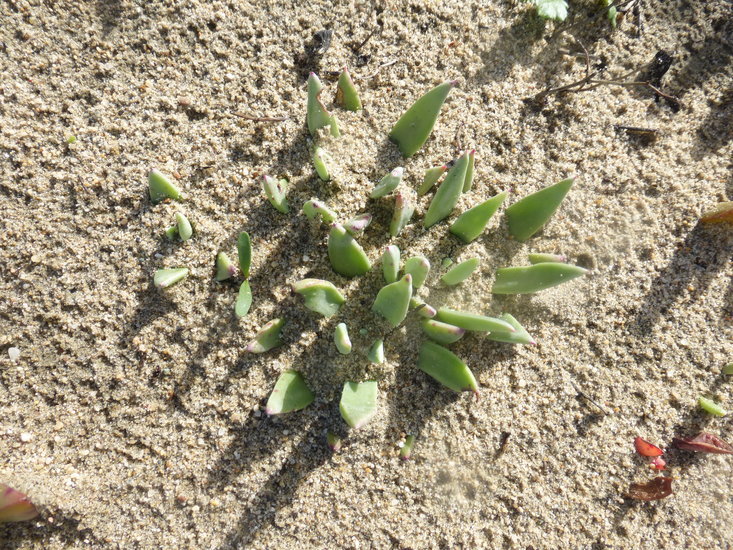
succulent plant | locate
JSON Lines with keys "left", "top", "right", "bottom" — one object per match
{"left": 148, "top": 169, "right": 182, "bottom": 203}
{"left": 0, "top": 484, "right": 38, "bottom": 523}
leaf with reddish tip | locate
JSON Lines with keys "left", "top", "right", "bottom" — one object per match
{"left": 265, "top": 371, "right": 314, "bottom": 415}
{"left": 627, "top": 477, "right": 673, "bottom": 501}
{"left": 701, "top": 201, "right": 733, "bottom": 223}
{"left": 340, "top": 381, "right": 378, "bottom": 429}
{"left": 0, "top": 484, "right": 38, "bottom": 523}
{"left": 672, "top": 432, "right": 733, "bottom": 454}
{"left": 634, "top": 437, "right": 664, "bottom": 457}
{"left": 246, "top": 318, "right": 285, "bottom": 353}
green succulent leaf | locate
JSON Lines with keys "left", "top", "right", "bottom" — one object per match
{"left": 424, "top": 151, "right": 470, "bottom": 228}
{"left": 382, "top": 245, "right": 400, "bottom": 284}
{"left": 265, "top": 371, "right": 314, "bottom": 415}
{"left": 372, "top": 274, "right": 413, "bottom": 327}
{"left": 389, "top": 191, "right": 415, "bottom": 236}
{"left": 530, "top": 0, "right": 568, "bottom": 21}
{"left": 175, "top": 212, "right": 193, "bottom": 241}
{"left": 441, "top": 257, "right": 479, "bottom": 286}
{"left": 370, "top": 167, "right": 404, "bottom": 199}
{"left": 462, "top": 150, "right": 476, "bottom": 192}
{"left": 148, "top": 169, "right": 182, "bottom": 203}
{"left": 293, "top": 278, "right": 345, "bottom": 318}
{"left": 417, "top": 341, "right": 478, "bottom": 393}
{"left": 410, "top": 296, "right": 437, "bottom": 318}
{"left": 328, "top": 223, "right": 371, "bottom": 277}
{"left": 435, "top": 307, "right": 516, "bottom": 333}
{"left": 153, "top": 268, "right": 189, "bottom": 289}
{"left": 235, "top": 280, "right": 253, "bottom": 318}
{"left": 334, "top": 322, "right": 352, "bottom": 355}
{"left": 528, "top": 252, "right": 567, "bottom": 264}
{"left": 367, "top": 339, "right": 385, "bottom": 364}
{"left": 262, "top": 175, "right": 289, "bottom": 213}
{"left": 390, "top": 80, "right": 456, "bottom": 157}
{"left": 399, "top": 434, "right": 416, "bottom": 460}
{"left": 312, "top": 146, "right": 332, "bottom": 181}
{"left": 421, "top": 319, "right": 465, "bottom": 345}
{"left": 303, "top": 199, "right": 337, "bottom": 223}
{"left": 418, "top": 164, "right": 447, "bottom": 195}
{"left": 505, "top": 178, "right": 573, "bottom": 241}
{"left": 340, "top": 381, "right": 378, "bottom": 429}
{"left": 335, "top": 68, "right": 362, "bottom": 111}
{"left": 306, "top": 72, "right": 333, "bottom": 136}
{"left": 237, "top": 231, "right": 252, "bottom": 279}
{"left": 492, "top": 262, "right": 587, "bottom": 294}
{"left": 215, "top": 252, "right": 236, "bottom": 281}
{"left": 404, "top": 256, "right": 430, "bottom": 288}
{"left": 485, "top": 313, "right": 535, "bottom": 345}
{"left": 450, "top": 191, "right": 507, "bottom": 243}
{"left": 246, "top": 318, "right": 285, "bottom": 353}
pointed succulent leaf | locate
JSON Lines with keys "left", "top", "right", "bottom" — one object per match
{"left": 246, "top": 318, "right": 285, "bottom": 353}
{"left": 701, "top": 201, "right": 733, "bottom": 223}
{"left": 328, "top": 224, "right": 371, "bottom": 277}
{"left": 699, "top": 396, "right": 727, "bottom": 417}
{"left": 372, "top": 274, "right": 413, "bottom": 327}
{"left": 493, "top": 262, "right": 587, "bottom": 294}
{"left": 389, "top": 80, "right": 456, "bottom": 157}
{"left": 370, "top": 167, "right": 404, "bottom": 199}
{"left": 441, "top": 257, "right": 479, "bottom": 286}
{"left": 528, "top": 252, "right": 567, "bottom": 264}
{"left": 450, "top": 191, "right": 507, "bottom": 243}
{"left": 235, "top": 280, "right": 252, "bottom": 318}
{"left": 344, "top": 213, "right": 372, "bottom": 235}
{"left": 418, "top": 164, "right": 447, "bottom": 195}
{"left": 462, "top": 150, "right": 476, "bottom": 192}
{"left": 265, "top": 371, "right": 314, "bottom": 415}
{"left": 410, "top": 296, "right": 437, "bottom": 318}
{"left": 175, "top": 213, "right": 193, "bottom": 241}
{"left": 306, "top": 72, "right": 332, "bottom": 136}
{"left": 506, "top": 178, "right": 573, "bottom": 241}
{"left": 335, "top": 68, "right": 362, "bottom": 111}
{"left": 303, "top": 199, "right": 337, "bottom": 223}
{"left": 164, "top": 225, "right": 179, "bottom": 240}
{"left": 293, "top": 278, "right": 345, "bottom": 318}
{"left": 400, "top": 434, "right": 416, "bottom": 460}
{"left": 421, "top": 319, "right": 465, "bottom": 345}
{"left": 485, "top": 313, "right": 535, "bottom": 345}
{"left": 367, "top": 339, "right": 385, "bottom": 364}
{"left": 154, "top": 268, "right": 189, "bottom": 289}
{"left": 340, "top": 381, "right": 378, "bottom": 429}
{"left": 404, "top": 256, "right": 430, "bottom": 288}
{"left": 237, "top": 232, "right": 252, "bottom": 279}
{"left": 148, "top": 169, "right": 182, "bottom": 203}
{"left": 0, "top": 484, "right": 38, "bottom": 523}
{"left": 334, "top": 322, "right": 352, "bottom": 355}
{"left": 382, "top": 245, "right": 400, "bottom": 284}
{"left": 435, "top": 307, "right": 516, "bottom": 333}
{"left": 312, "top": 146, "right": 332, "bottom": 181}
{"left": 262, "top": 175, "right": 289, "bottom": 213}
{"left": 417, "top": 341, "right": 478, "bottom": 393}
{"left": 215, "top": 252, "right": 237, "bottom": 281}
{"left": 390, "top": 191, "right": 415, "bottom": 236}
{"left": 327, "top": 431, "right": 343, "bottom": 452}
{"left": 424, "top": 151, "right": 470, "bottom": 228}
{"left": 329, "top": 114, "right": 341, "bottom": 137}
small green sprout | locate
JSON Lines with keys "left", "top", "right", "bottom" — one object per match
{"left": 237, "top": 232, "right": 252, "bottom": 279}
{"left": 327, "top": 431, "right": 343, "bottom": 452}
{"left": 421, "top": 319, "right": 465, "bottom": 345}
{"left": 265, "top": 371, "right": 314, "bottom": 415}
{"left": 382, "top": 245, "right": 400, "bottom": 284}
{"left": 66, "top": 135, "right": 77, "bottom": 144}
{"left": 404, "top": 256, "right": 430, "bottom": 288}
{"left": 723, "top": 363, "right": 733, "bottom": 375}
{"left": 154, "top": 268, "right": 189, "bottom": 289}
{"left": 367, "top": 339, "right": 385, "bottom": 364}
{"left": 293, "top": 279, "right": 346, "bottom": 318}
{"left": 246, "top": 318, "right": 285, "bottom": 353}
{"left": 528, "top": 252, "right": 567, "bottom": 264}
{"left": 372, "top": 274, "right": 413, "bottom": 327}
{"left": 424, "top": 150, "right": 470, "bottom": 228}
{"left": 528, "top": 0, "right": 568, "bottom": 21}
{"left": 389, "top": 191, "right": 415, "bottom": 236}
{"left": 485, "top": 313, "right": 536, "bottom": 345}
{"left": 600, "top": 0, "right": 618, "bottom": 28}
{"left": 418, "top": 341, "right": 478, "bottom": 393}
{"left": 389, "top": 80, "right": 456, "bottom": 157}
{"left": 435, "top": 307, "right": 516, "bottom": 333}
{"left": 235, "top": 281, "right": 252, "bottom": 318}
{"left": 262, "top": 175, "right": 289, "bottom": 213}
{"left": 441, "top": 257, "right": 453, "bottom": 268}
{"left": 370, "top": 167, "right": 404, "bottom": 199}
{"left": 148, "top": 169, "right": 182, "bottom": 203}
{"left": 410, "top": 296, "right": 437, "bottom": 318}
{"left": 418, "top": 164, "right": 447, "bottom": 195}
{"left": 215, "top": 252, "right": 236, "bottom": 281}
{"left": 312, "top": 145, "right": 332, "bottom": 181}
{"left": 307, "top": 72, "right": 334, "bottom": 136}
{"left": 492, "top": 262, "right": 587, "bottom": 294}
{"left": 399, "top": 434, "right": 416, "bottom": 460}
{"left": 334, "top": 323, "right": 352, "bottom": 355}
{"left": 303, "top": 199, "right": 337, "bottom": 223}
{"left": 335, "top": 68, "right": 362, "bottom": 111}
{"left": 450, "top": 191, "right": 507, "bottom": 243}
{"left": 329, "top": 115, "right": 341, "bottom": 137}
{"left": 328, "top": 223, "right": 371, "bottom": 277}
{"left": 344, "top": 213, "right": 372, "bottom": 235}
{"left": 505, "top": 178, "right": 573, "bottom": 241}
{"left": 699, "top": 396, "right": 727, "bottom": 417}
{"left": 462, "top": 149, "right": 476, "bottom": 193}
{"left": 175, "top": 212, "right": 193, "bottom": 241}
{"left": 164, "top": 225, "right": 179, "bottom": 240}
{"left": 441, "top": 257, "right": 479, "bottom": 286}
{"left": 0, "top": 484, "right": 38, "bottom": 523}
{"left": 340, "top": 381, "right": 378, "bottom": 429}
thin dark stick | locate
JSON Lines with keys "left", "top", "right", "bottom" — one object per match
{"left": 569, "top": 379, "right": 610, "bottom": 415}
{"left": 354, "top": 29, "right": 376, "bottom": 53}
{"left": 233, "top": 113, "right": 289, "bottom": 122}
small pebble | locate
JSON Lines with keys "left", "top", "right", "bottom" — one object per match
{"left": 8, "top": 347, "right": 20, "bottom": 361}
{"left": 20, "top": 432, "right": 32, "bottom": 442}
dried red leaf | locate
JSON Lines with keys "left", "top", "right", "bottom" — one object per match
{"left": 0, "top": 484, "right": 39, "bottom": 523}
{"left": 701, "top": 201, "right": 733, "bottom": 224}
{"left": 672, "top": 432, "right": 733, "bottom": 454}
{"left": 634, "top": 437, "right": 664, "bottom": 457}
{"left": 649, "top": 456, "right": 666, "bottom": 470}
{"left": 627, "top": 477, "right": 674, "bottom": 501}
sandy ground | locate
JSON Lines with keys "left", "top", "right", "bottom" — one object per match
{"left": 1, "top": 0, "right": 732, "bottom": 548}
